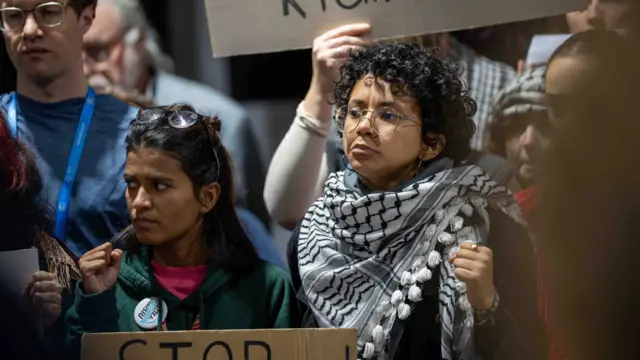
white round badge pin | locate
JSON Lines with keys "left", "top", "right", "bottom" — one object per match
{"left": 134, "top": 297, "right": 168, "bottom": 329}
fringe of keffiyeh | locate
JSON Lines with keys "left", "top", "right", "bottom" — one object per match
{"left": 36, "top": 234, "right": 81, "bottom": 292}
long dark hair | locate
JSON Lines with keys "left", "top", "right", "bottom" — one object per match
{"left": 0, "top": 112, "right": 50, "bottom": 251}
{"left": 113, "top": 104, "right": 259, "bottom": 270}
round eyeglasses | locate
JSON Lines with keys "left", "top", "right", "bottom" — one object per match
{"left": 134, "top": 107, "right": 221, "bottom": 182}
{"left": 334, "top": 105, "right": 421, "bottom": 136}
{"left": 0, "top": 2, "right": 68, "bottom": 32}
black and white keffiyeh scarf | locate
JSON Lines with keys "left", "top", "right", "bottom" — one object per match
{"left": 297, "top": 164, "right": 525, "bottom": 360}
{"left": 492, "top": 66, "right": 547, "bottom": 119}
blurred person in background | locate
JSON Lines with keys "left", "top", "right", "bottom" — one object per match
{"left": 565, "top": 0, "right": 637, "bottom": 33}
{"left": 82, "top": 0, "right": 267, "bottom": 223}
{"left": 539, "top": 29, "right": 639, "bottom": 360}
{"left": 1, "top": 112, "right": 80, "bottom": 359}
{"left": 488, "top": 66, "right": 549, "bottom": 219}
{"left": 488, "top": 66, "right": 562, "bottom": 360}
{"left": 0, "top": 0, "right": 139, "bottom": 258}
{"left": 264, "top": 24, "right": 515, "bottom": 229}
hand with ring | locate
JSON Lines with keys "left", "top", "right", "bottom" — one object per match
{"left": 449, "top": 242, "right": 496, "bottom": 310}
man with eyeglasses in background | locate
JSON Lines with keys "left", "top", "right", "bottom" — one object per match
{"left": 81, "top": 0, "right": 268, "bottom": 225}
{"left": 0, "top": 0, "right": 137, "bottom": 261}
{"left": 0, "top": 0, "right": 137, "bottom": 356}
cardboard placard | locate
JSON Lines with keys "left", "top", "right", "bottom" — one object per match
{"left": 204, "top": 0, "right": 587, "bottom": 57}
{"left": 82, "top": 328, "right": 357, "bottom": 360}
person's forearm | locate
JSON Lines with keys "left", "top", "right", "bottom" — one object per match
{"left": 302, "top": 82, "right": 334, "bottom": 122}
{"left": 264, "top": 97, "right": 333, "bottom": 229}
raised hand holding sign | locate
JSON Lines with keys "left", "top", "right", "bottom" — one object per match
{"left": 311, "top": 23, "right": 371, "bottom": 100}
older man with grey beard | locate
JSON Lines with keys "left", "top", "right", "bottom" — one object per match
{"left": 82, "top": 0, "right": 267, "bottom": 223}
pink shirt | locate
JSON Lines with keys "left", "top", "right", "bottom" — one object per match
{"left": 152, "top": 261, "right": 208, "bottom": 300}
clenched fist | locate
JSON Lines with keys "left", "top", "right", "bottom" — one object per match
{"left": 450, "top": 242, "right": 497, "bottom": 310}
{"left": 26, "top": 271, "right": 63, "bottom": 327}
{"left": 78, "top": 242, "right": 123, "bottom": 295}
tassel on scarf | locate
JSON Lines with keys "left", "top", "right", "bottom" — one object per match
{"left": 36, "top": 234, "right": 81, "bottom": 291}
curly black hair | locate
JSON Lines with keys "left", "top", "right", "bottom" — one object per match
{"left": 333, "top": 42, "right": 477, "bottom": 164}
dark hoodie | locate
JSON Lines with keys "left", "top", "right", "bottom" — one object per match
{"left": 65, "top": 246, "right": 298, "bottom": 360}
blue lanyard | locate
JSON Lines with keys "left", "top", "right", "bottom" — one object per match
{"left": 8, "top": 87, "right": 97, "bottom": 239}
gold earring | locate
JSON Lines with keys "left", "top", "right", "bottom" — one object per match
{"left": 417, "top": 157, "right": 424, "bottom": 171}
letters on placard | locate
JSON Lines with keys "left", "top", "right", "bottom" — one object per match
{"left": 283, "top": 0, "right": 392, "bottom": 19}
{"left": 117, "top": 338, "right": 351, "bottom": 360}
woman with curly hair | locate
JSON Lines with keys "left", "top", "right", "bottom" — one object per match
{"left": 287, "top": 43, "right": 545, "bottom": 360}
{"left": 0, "top": 112, "right": 81, "bottom": 358}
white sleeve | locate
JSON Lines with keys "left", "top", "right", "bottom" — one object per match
{"left": 264, "top": 102, "right": 331, "bottom": 229}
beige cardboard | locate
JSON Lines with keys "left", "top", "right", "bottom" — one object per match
{"left": 204, "top": 0, "right": 587, "bottom": 57}
{"left": 81, "top": 328, "right": 357, "bottom": 360}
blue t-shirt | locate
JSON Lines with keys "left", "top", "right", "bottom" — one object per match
{"left": 236, "top": 208, "right": 287, "bottom": 272}
{"left": 0, "top": 92, "right": 137, "bottom": 257}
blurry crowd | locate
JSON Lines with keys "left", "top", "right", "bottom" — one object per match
{"left": 1, "top": 0, "right": 639, "bottom": 360}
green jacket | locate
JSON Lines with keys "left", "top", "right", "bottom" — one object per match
{"left": 65, "top": 246, "right": 299, "bottom": 359}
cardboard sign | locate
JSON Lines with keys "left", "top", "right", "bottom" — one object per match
{"left": 81, "top": 328, "right": 357, "bottom": 360}
{"left": 204, "top": 0, "right": 587, "bottom": 57}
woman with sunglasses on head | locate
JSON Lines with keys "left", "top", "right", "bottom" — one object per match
{"left": 91, "top": 86, "right": 287, "bottom": 271}
{"left": 66, "top": 105, "right": 298, "bottom": 359}
{"left": 288, "top": 43, "right": 546, "bottom": 360}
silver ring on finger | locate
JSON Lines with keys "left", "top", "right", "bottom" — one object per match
{"left": 337, "top": 46, "right": 343, "bottom": 57}
{"left": 471, "top": 243, "right": 479, "bottom": 251}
